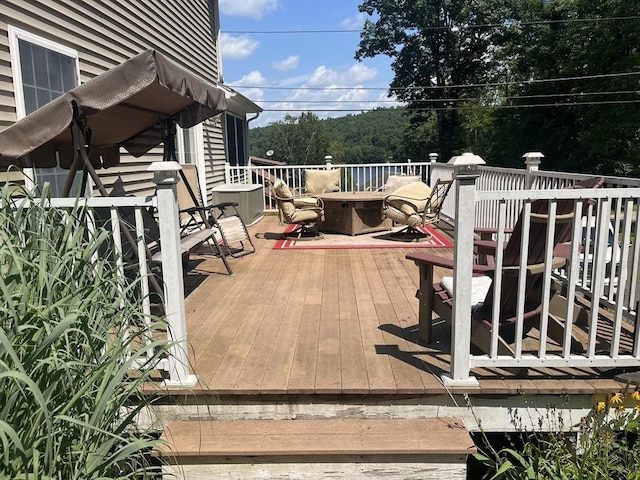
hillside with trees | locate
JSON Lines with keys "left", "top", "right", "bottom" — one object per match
{"left": 250, "top": 108, "right": 433, "bottom": 165}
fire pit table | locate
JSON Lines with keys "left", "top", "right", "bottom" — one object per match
{"left": 315, "top": 191, "right": 392, "bottom": 236}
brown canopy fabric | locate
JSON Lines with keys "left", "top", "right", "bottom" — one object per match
{"left": 0, "top": 49, "right": 228, "bottom": 169}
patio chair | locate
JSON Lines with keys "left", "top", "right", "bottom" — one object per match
{"left": 176, "top": 164, "right": 255, "bottom": 274}
{"left": 269, "top": 177, "right": 325, "bottom": 240}
{"left": 304, "top": 168, "right": 341, "bottom": 194}
{"left": 406, "top": 195, "right": 583, "bottom": 355}
{"left": 382, "top": 178, "right": 453, "bottom": 242}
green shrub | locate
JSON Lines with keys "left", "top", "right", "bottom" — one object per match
{"left": 473, "top": 393, "right": 640, "bottom": 480}
{"left": 0, "top": 184, "right": 168, "bottom": 479}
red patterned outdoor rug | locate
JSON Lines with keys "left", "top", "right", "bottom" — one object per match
{"left": 273, "top": 224, "right": 453, "bottom": 250}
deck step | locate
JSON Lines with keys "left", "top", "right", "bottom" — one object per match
{"left": 154, "top": 418, "right": 476, "bottom": 480}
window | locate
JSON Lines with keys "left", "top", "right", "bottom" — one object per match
{"left": 9, "top": 27, "right": 81, "bottom": 196}
{"left": 177, "top": 126, "right": 197, "bottom": 164}
{"left": 176, "top": 124, "right": 204, "bottom": 169}
{"left": 176, "top": 124, "right": 205, "bottom": 203}
{"left": 225, "top": 114, "right": 246, "bottom": 166}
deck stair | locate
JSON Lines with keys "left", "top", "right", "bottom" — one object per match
{"left": 154, "top": 417, "right": 476, "bottom": 479}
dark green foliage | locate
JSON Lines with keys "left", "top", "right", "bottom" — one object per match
{"left": 477, "top": 0, "right": 640, "bottom": 174}
{"left": 353, "top": 0, "right": 640, "bottom": 175}
{"left": 252, "top": 112, "right": 330, "bottom": 165}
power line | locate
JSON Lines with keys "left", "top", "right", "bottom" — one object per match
{"left": 258, "top": 98, "right": 640, "bottom": 112}
{"left": 255, "top": 89, "right": 640, "bottom": 103}
{"left": 223, "top": 15, "right": 640, "bottom": 34}
{"left": 228, "top": 71, "right": 640, "bottom": 92}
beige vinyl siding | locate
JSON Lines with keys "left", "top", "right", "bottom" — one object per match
{"left": 0, "top": 0, "right": 226, "bottom": 196}
{"left": 203, "top": 119, "right": 227, "bottom": 204}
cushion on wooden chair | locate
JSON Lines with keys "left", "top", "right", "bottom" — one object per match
{"left": 440, "top": 276, "right": 494, "bottom": 308}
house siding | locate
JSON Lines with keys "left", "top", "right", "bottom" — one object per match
{"left": 0, "top": 0, "right": 229, "bottom": 197}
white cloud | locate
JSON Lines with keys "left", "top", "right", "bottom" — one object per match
{"left": 220, "top": 33, "right": 259, "bottom": 59}
{"left": 339, "top": 12, "right": 368, "bottom": 30}
{"left": 230, "top": 64, "right": 393, "bottom": 127}
{"left": 219, "top": 0, "right": 278, "bottom": 20}
{"left": 230, "top": 70, "right": 267, "bottom": 101}
{"left": 306, "top": 64, "right": 378, "bottom": 87}
{"left": 272, "top": 55, "right": 299, "bottom": 72}
{"left": 344, "top": 64, "right": 378, "bottom": 83}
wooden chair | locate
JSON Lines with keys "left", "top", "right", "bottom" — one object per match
{"left": 406, "top": 196, "right": 583, "bottom": 355}
{"left": 474, "top": 176, "right": 605, "bottom": 268}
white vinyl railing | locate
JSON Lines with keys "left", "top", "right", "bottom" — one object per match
{"left": 444, "top": 158, "right": 640, "bottom": 384}
{"left": 47, "top": 163, "right": 195, "bottom": 387}
{"left": 226, "top": 159, "right": 434, "bottom": 212}
{"left": 33, "top": 157, "right": 640, "bottom": 386}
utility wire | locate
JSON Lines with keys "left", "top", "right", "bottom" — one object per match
{"left": 258, "top": 98, "right": 640, "bottom": 112}
{"left": 255, "top": 89, "right": 640, "bottom": 103}
{"left": 224, "top": 15, "right": 640, "bottom": 34}
{"left": 228, "top": 71, "right": 640, "bottom": 92}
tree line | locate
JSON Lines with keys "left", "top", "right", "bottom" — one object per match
{"left": 251, "top": 0, "right": 639, "bottom": 175}
{"left": 249, "top": 108, "right": 420, "bottom": 165}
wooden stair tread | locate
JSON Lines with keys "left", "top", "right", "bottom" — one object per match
{"left": 155, "top": 418, "right": 475, "bottom": 459}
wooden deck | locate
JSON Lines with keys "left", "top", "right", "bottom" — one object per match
{"left": 176, "top": 215, "right": 628, "bottom": 399}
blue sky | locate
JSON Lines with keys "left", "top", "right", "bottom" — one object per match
{"left": 218, "top": 0, "right": 401, "bottom": 127}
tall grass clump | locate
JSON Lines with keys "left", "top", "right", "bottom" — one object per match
{"left": 0, "top": 184, "right": 168, "bottom": 479}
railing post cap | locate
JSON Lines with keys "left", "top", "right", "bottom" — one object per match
{"left": 148, "top": 161, "right": 182, "bottom": 185}
{"left": 428, "top": 152, "right": 438, "bottom": 162}
{"left": 523, "top": 151, "right": 544, "bottom": 165}
{"left": 448, "top": 152, "right": 485, "bottom": 178}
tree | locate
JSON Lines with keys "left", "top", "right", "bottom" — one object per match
{"left": 355, "top": 0, "right": 510, "bottom": 160}
{"left": 355, "top": 0, "right": 640, "bottom": 174}
{"left": 270, "top": 112, "right": 330, "bottom": 165}
{"left": 481, "top": 0, "right": 640, "bottom": 174}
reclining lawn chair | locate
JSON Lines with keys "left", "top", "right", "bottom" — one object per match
{"left": 176, "top": 164, "right": 255, "bottom": 275}
{"left": 94, "top": 178, "right": 219, "bottom": 294}
{"left": 406, "top": 193, "right": 592, "bottom": 356}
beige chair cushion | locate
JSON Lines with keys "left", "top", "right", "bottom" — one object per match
{"left": 305, "top": 169, "right": 341, "bottom": 194}
{"left": 383, "top": 204, "right": 421, "bottom": 227}
{"left": 272, "top": 178, "right": 295, "bottom": 218}
{"left": 272, "top": 178, "right": 293, "bottom": 199}
{"left": 293, "top": 197, "right": 320, "bottom": 208}
{"left": 383, "top": 175, "right": 421, "bottom": 194}
{"left": 290, "top": 208, "right": 323, "bottom": 223}
{"left": 386, "top": 181, "right": 432, "bottom": 215}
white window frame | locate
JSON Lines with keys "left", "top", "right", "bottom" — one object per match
{"left": 8, "top": 26, "right": 82, "bottom": 194}
{"left": 176, "top": 124, "right": 207, "bottom": 206}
